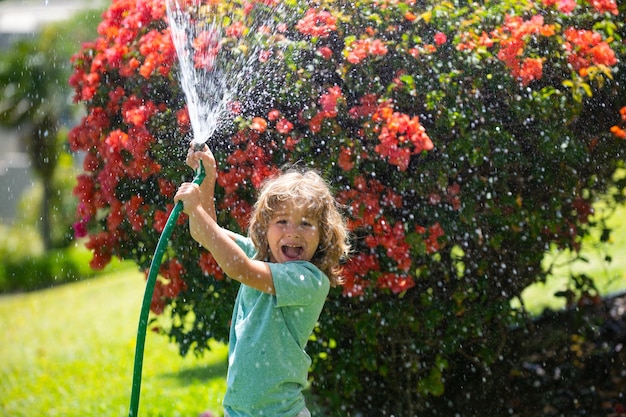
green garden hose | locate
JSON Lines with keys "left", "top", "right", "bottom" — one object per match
{"left": 128, "top": 159, "right": 205, "bottom": 417}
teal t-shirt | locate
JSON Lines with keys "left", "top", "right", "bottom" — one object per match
{"left": 223, "top": 235, "right": 330, "bottom": 417}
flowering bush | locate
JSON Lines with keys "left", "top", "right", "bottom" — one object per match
{"left": 69, "top": 0, "right": 625, "bottom": 414}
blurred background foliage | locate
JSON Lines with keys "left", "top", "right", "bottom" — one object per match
{"left": 0, "top": 8, "right": 107, "bottom": 291}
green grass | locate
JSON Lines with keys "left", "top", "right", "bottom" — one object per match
{"left": 0, "top": 268, "right": 228, "bottom": 417}
{"left": 519, "top": 201, "right": 626, "bottom": 314}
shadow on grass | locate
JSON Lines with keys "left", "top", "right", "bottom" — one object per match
{"left": 159, "top": 358, "right": 228, "bottom": 386}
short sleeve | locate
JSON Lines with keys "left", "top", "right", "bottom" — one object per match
{"left": 233, "top": 234, "right": 257, "bottom": 259}
{"left": 270, "top": 261, "right": 330, "bottom": 308}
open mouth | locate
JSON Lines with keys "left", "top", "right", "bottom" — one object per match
{"left": 281, "top": 245, "right": 304, "bottom": 260}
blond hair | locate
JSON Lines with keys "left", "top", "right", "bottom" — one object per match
{"left": 248, "top": 168, "right": 350, "bottom": 286}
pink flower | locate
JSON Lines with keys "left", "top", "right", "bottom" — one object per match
{"left": 73, "top": 216, "right": 90, "bottom": 239}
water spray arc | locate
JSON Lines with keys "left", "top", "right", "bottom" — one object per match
{"left": 167, "top": 0, "right": 231, "bottom": 147}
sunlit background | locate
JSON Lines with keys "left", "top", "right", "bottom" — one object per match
{"left": 1, "top": 0, "right": 625, "bottom": 416}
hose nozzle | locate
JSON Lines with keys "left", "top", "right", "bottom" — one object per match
{"left": 192, "top": 142, "right": 206, "bottom": 152}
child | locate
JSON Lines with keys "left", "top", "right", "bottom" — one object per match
{"left": 174, "top": 143, "right": 351, "bottom": 417}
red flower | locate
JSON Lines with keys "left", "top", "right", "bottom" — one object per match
{"left": 192, "top": 29, "right": 220, "bottom": 70}
{"left": 107, "top": 199, "right": 124, "bottom": 231}
{"left": 125, "top": 195, "right": 146, "bottom": 231}
{"left": 107, "top": 86, "right": 125, "bottom": 112}
{"left": 276, "top": 118, "right": 294, "bottom": 134}
{"left": 346, "top": 38, "right": 388, "bottom": 64}
{"left": 225, "top": 21, "right": 245, "bottom": 38}
{"left": 267, "top": 109, "right": 281, "bottom": 121}
{"left": 341, "top": 253, "right": 379, "bottom": 297}
{"left": 153, "top": 206, "right": 172, "bottom": 233}
{"left": 519, "top": 57, "right": 544, "bottom": 85}
{"left": 158, "top": 258, "right": 187, "bottom": 298}
{"left": 176, "top": 107, "right": 191, "bottom": 135}
{"left": 151, "top": 259, "right": 187, "bottom": 313}
{"left": 308, "top": 112, "right": 326, "bottom": 133}
{"left": 220, "top": 195, "right": 253, "bottom": 231}
{"left": 611, "top": 125, "right": 626, "bottom": 139}
{"left": 138, "top": 28, "right": 175, "bottom": 77}
{"left": 338, "top": 146, "right": 355, "bottom": 171}
{"left": 337, "top": 176, "right": 384, "bottom": 229}
{"left": 73, "top": 216, "right": 90, "bottom": 239}
{"left": 425, "top": 223, "right": 445, "bottom": 254}
{"left": 317, "top": 46, "right": 333, "bottom": 60}
{"left": 199, "top": 251, "right": 225, "bottom": 280}
{"left": 564, "top": 27, "right": 616, "bottom": 71}
{"left": 434, "top": 32, "right": 447, "bottom": 46}
{"left": 383, "top": 189, "right": 403, "bottom": 209}
{"left": 85, "top": 231, "right": 114, "bottom": 270}
{"left": 122, "top": 95, "right": 157, "bottom": 127}
{"left": 68, "top": 107, "right": 110, "bottom": 151}
{"left": 296, "top": 8, "right": 337, "bottom": 38}
{"left": 229, "top": 101, "right": 242, "bottom": 115}
{"left": 73, "top": 175, "right": 98, "bottom": 217}
{"left": 590, "top": 41, "right": 617, "bottom": 67}
{"left": 250, "top": 117, "right": 268, "bottom": 133}
{"left": 491, "top": 14, "right": 557, "bottom": 83}
{"left": 319, "top": 86, "right": 343, "bottom": 117}
{"left": 377, "top": 273, "right": 415, "bottom": 294}
{"left": 543, "top": 0, "right": 577, "bottom": 13}
{"left": 349, "top": 94, "right": 379, "bottom": 119}
{"left": 283, "top": 135, "right": 298, "bottom": 151}
{"left": 372, "top": 104, "right": 433, "bottom": 170}
{"left": 497, "top": 38, "right": 524, "bottom": 73}
{"left": 586, "top": 0, "right": 618, "bottom": 15}
{"left": 369, "top": 39, "right": 388, "bottom": 55}
{"left": 258, "top": 50, "right": 272, "bottom": 63}
{"left": 158, "top": 178, "right": 178, "bottom": 198}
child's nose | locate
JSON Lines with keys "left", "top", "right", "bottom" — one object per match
{"left": 285, "top": 223, "right": 301, "bottom": 235}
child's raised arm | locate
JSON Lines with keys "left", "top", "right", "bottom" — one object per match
{"left": 175, "top": 144, "right": 275, "bottom": 294}
{"left": 185, "top": 144, "right": 218, "bottom": 221}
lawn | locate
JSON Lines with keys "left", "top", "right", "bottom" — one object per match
{"left": 519, "top": 200, "right": 626, "bottom": 314}
{"left": 0, "top": 266, "right": 228, "bottom": 417}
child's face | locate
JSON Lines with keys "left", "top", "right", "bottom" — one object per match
{"left": 266, "top": 202, "right": 320, "bottom": 264}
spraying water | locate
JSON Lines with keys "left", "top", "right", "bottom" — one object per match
{"left": 166, "top": 0, "right": 228, "bottom": 146}
{"left": 165, "top": 0, "right": 288, "bottom": 147}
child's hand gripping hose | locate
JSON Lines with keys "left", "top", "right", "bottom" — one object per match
{"left": 128, "top": 147, "right": 206, "bottom": 417}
